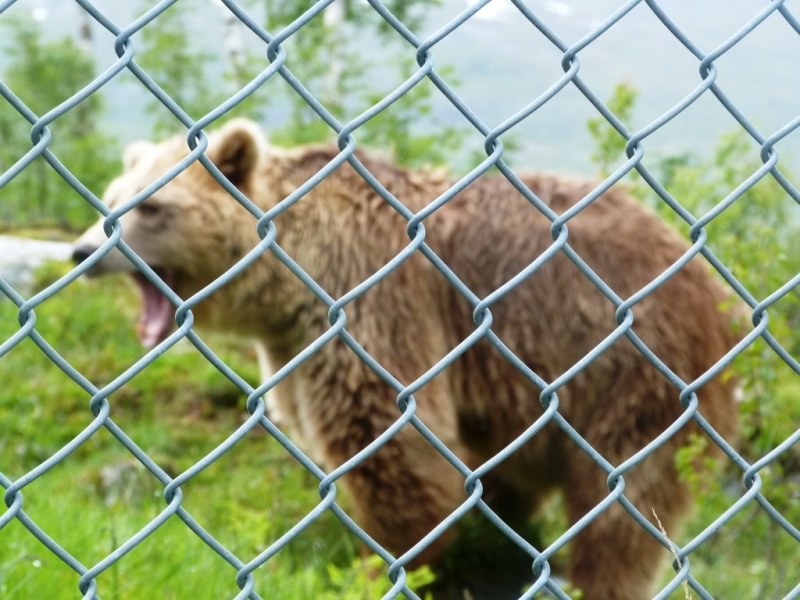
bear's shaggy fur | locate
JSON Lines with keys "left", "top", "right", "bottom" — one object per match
{"left": 74, "top": 120, "right": 740, "bottom": 599}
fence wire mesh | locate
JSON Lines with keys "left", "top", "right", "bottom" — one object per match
{"left": 1, "top": 0, "right": 800, "bottom": 598}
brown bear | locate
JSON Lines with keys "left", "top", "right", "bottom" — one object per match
{"left": 73, "top": 119, "right": 741, "bottom": 599}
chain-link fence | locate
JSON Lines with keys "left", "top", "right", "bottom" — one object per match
{"left": 2, "top": 0, "right": 800, "bottom": 599}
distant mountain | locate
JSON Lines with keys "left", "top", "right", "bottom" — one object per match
{"left": 2, "top": 0, "right": 799, "bottom": 175}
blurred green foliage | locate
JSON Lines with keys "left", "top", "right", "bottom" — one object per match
{"left": 263, "top": 0, "right": 468, "bottom": 167}
{"left": 136, "top": 2, "right": 229, "bottom": 135}
{"left": 134, "top": 0, "right": 466, "bottom": 169}
{"left": 0, "top": 17, "right": 119, "bottom": 232}
{"left": 586, "top": 81, "right": 639, "bottom": 179}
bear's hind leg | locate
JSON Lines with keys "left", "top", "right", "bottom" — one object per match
{"left": 561, "top": 375, "right": 693, "bottom": 600}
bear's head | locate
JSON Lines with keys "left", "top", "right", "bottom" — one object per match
{"left": 72, "top": 119, "right": 268, "bottom": 347}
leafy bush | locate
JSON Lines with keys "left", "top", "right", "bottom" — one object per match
{"left": 0, "top": 17, "right": 118, "bottom": 232}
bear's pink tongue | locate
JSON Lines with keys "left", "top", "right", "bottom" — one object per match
{"left": 133, "top": 272, "right": 175, "bottom": 348}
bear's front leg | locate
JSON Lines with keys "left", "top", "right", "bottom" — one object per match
{"left": 337, "top": 424, "right": 468, "bottom": 569}
{"left": 564, "top": 426, "right": 691, "bottom": 600}
{"left": 300, "top": 369, "right": 469, "bottom": 571}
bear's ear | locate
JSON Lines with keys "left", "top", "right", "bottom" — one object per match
{"left": 123, "top": 140, "right": 156, "bottom": 172}
{"left": 209, "top": 119, "right": 264, "bottom": 187}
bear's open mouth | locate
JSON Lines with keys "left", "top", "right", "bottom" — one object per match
{"left": 132, "top": 270, "right": 176, "bottom": 348}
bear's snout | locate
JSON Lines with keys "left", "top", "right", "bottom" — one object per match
{"left": 72, "top": 245, "right": 97, "bottom": 266}
{"left": 70, "top": 235, "right": 137, "bottom": 277}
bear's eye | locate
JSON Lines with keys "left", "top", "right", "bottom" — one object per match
{"left": 137, "top": 201, "right": 161, "bottom": 218}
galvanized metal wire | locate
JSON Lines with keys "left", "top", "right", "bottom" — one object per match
{"left": 2, "top": 0, "right": 800, "bottom": 598}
